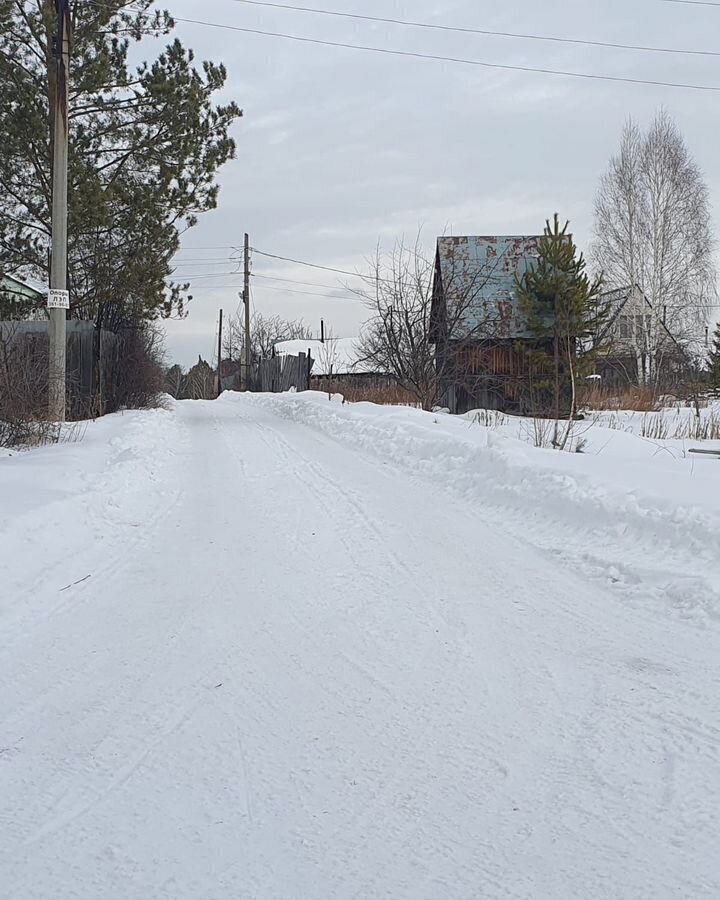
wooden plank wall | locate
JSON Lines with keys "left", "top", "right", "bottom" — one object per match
{"left": 0, "top": 320, "right": 120, "bottom": 417}
{"left": 252, "top": 353, "right": 311, "bottom": 393}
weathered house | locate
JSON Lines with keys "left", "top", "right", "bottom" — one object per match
{"left": 430, "top": 235, "right": 546, "bottom": 414}
{"left": 594, "top": 285, "right": 688, "bottom": 387}
{"left": 0, "top": 274, "right": 46, "bottom": 320}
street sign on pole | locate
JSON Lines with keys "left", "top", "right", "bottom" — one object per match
{"left": 47, "top": 289, "right": 70, "bottom": 310}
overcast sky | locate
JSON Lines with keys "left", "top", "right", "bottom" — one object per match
{"left": 159, "top": 0, "right": 720, "bottom": 367}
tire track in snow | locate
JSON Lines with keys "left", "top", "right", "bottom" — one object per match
{"left": 249, "top": 412, "right": 468, "bottom": 648}
{"left": 13, "top": 695, "right": 206, "bottom": 854}
{"left": 214, "top": 406, "right": 483, "bottom": 858}
{"left": 248, "top": 394, "right": 720, "bottom": 626}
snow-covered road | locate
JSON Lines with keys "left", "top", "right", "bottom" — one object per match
{"left": 1, "top": 397, "right": 719, "bottom": 899}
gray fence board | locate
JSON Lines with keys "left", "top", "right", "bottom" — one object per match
{"left": 251, "top": 352, "right": 312, "bottom": 393}
{"left": 1, "top": 320, "right": 120, "bottom": 418}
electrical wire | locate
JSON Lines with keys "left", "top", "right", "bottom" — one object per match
{"left": 662, "top": 0, "right": 720, "bottom": 6}
{"left": 226, "top": 0, "right": 720, "bottom": 58}
{"left": 252, "top": 271, "right": 349, "bottom": 290}
{"left": 171, "top": 261, "right": 242, "bottom": 268}
{"left": 168, "top": 15, "right": 720, "bottom": 92}
{"left": 252, "top": 282, "right": 357, "bottom": 300}
{"left": 180, "top": 271, "right": 244, "bottom": 280}
{"left": 252, "top": 247, "right": 380, "bottom": 281}
{"left": 171, "top": 256, "right": 242, "bottom": 263}
{"left": 252, "top": 246, "right": 511, "bottom": 289}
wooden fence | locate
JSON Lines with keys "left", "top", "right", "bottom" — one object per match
{"left": 251, "top": 352, "right": 312, "bottom": 393}
{"left": 0, "top": 320, "right": 120, "bottom": 418}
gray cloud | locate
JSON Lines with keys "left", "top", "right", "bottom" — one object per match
{"left": 163, "top": 0, "right": 720, "bottom": 365}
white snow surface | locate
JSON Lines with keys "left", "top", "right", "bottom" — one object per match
{"left": 1, "top": 394, "right": 719, "bottom": 899}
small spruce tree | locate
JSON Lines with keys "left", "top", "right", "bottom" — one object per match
{"left": 515, "top": 215, "right": 608, "bottom": 448}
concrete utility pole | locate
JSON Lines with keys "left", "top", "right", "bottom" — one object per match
{"left": 216, "top": 309, "right": 223, "bottom": 397}
{"left": 243, "top": 233, "right": 251, "bottom": 390}
{"left": 48, "top": 0, "right": 71, "bottom": 421}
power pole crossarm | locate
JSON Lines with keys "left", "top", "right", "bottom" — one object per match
{"left": 48, "top": 0, "right": 71, "bottom": 421}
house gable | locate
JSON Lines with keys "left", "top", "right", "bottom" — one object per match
{"left": 0, "top": 274, "right": 47, "bottom": 320}
{"left": 432, "top": 235, "right": 542, "bottom": 341}
{"left": 600, "top": 285, "right": 680, "bottom": 354}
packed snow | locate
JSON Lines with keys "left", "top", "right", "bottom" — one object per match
{"left": 1, "top": 394, "right": 719, "bottom": 899}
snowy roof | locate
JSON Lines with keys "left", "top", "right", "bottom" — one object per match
{"left": 0, "top": 273, "right": 47, "bottom": 297}
{"left": 275, "top": 337, "right": 375, "bottom": 376}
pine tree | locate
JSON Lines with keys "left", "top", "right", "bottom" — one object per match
{"left": 515, "top": 215, "right": 608, "bottom": 446}
{"left": 709, "top": 323, "right": 720, "bottom": 390}
{"left": 0, "top": 1, "right": 242, "bottom": 328}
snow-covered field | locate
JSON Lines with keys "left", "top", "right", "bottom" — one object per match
{"left": 1, "top": 394, "right": 719, "bottom": 899}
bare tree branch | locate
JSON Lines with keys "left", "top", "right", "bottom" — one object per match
{"left": 593, "top": 110, "right": 717, "bottom": 385}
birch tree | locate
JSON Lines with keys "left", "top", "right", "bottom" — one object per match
{"left": 593, "top": 110, "right": 716, "bottom": 384}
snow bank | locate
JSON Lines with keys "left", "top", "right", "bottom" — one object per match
{"left": 237, "top": 393, "right": 720, "bottom": 623}
{"left": 0, "top": 405, "right": 181, "bottom": 630}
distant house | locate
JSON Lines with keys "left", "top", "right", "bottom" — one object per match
{"left": 595, "top": 285, "right": 688, "bottom": 386}
{"left": 430, "top": 235, "right": 546, "bottom": 414}
{"left": 0, "top": 274, "right": 47, "bottom": 321}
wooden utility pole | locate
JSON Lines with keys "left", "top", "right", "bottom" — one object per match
{"left": 216, "top": 308, "right": 223, "bottom": 397}
{"left": 243, "top": 233, "right": 251, "bottom": 390}
{"left": 48, "top": 0, "right": 71, "bottom": 421}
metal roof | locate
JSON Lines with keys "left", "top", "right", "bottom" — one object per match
{"left": 435, "top": 235, "right": 542, "bottom": 340}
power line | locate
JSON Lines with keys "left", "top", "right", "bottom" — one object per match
{"left": 179, "top": 271, "right": 244, "bottom": 280}
{"left": 251, "top": 247, "right": 372, "bottom": 280}
{"left": 170, "top": 15, "right": 720, "bottom": 92}
{"left": 186, "top": 283, "right": 248, "bottom": 289}
{"left": 252, "top": 246, "right": 518, "bottom": 289}
{"left": 252, "top": 282, "right": 358, "bottom": 300}
{"left": 175, "top": 246, "right": 241, "bottom": 251}
{"left": 227, "top": 0, "right": 720, "bottom": 57}
{"left": 171, "top": 260, "right": 241, "bottom": 267}
{"left": 172, "top": 255, "right": 241, "bottom": 262}
{"left": 253, "top": 271, "right": 349, "bottom": 290}
{"left": 662, "top": 0, "right": 720, "bottom": 5}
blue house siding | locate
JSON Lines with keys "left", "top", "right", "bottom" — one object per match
{"left": 431, "top": 235, "right": 548, "bottom": 414}
{"left": 434, "top": 235, "right": 541, "bottom": 341}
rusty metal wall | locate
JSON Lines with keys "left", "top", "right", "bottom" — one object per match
{"left": 435, "top": 235, "right": 541, "bottom": 340}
